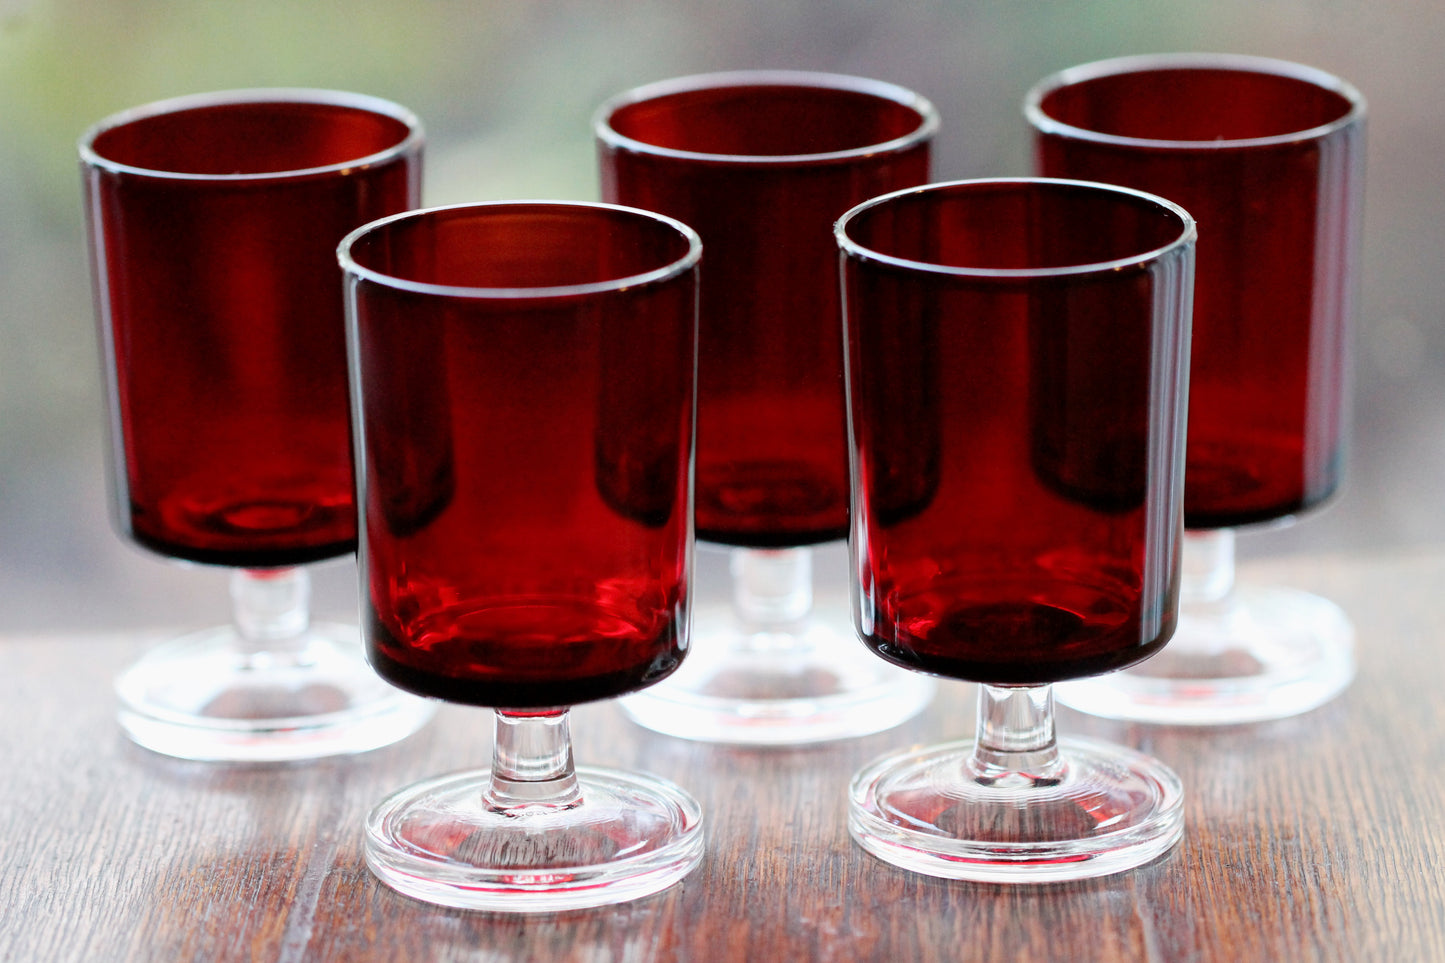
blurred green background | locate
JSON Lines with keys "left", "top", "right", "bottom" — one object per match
{"left": 0, "top": 0, "right": 1440, "bottom": 631}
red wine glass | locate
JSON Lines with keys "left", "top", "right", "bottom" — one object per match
{"left": 342, "top": 201, "right": 703, "bottom": 911}
{"left": 80, "top": 89, "right": 435, "bottom": 761}
{"left": 839, "top": 178, "right": 1194, "bottom": 880}
{"left": 595, "top": 71, "right": 938, "bottom": 744}
{"left": 1027, "top": 54, "right": 1366, "bottom": 724}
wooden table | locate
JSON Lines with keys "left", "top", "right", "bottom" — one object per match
{"left": 3, "top": 547, "right": 1443, "bottom": 962}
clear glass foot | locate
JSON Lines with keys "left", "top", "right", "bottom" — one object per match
{"left": 620, "top": 547, "right": 934, "bottom": 745}
{"left": 1056, "top": 529, "right": 1355, "bottom": 725}
{"left": 115, "top": 568, "right": 435, "bottom": 761}
{"left": 365, "top": 710, "right": 704, "bottom": 911}
{"left": 848, "top": 686, "right": 1183, "bottom": 882}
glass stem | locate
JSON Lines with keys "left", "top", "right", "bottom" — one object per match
{"left": 1172, "top": 528, "right": 1239, "bottom": 658}
{"left": 485, "top": 709, "right": 582, "bottom": 814}
{"left": 967, "top": 684, "right": 1065, "bottom": 787}
{"left": 1182, "top": 528, "right": 1236, "bottom": 605}
{"left": 730, "top": 547, "right": 813, "bottom": 651}
{"left": 230, "top": 568, "right": 310, "bottom": 657}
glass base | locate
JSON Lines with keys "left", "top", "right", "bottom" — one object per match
{"left": 364, "top": 765, "right": 704, "bottom": 912}
{"left": 619, "top": 601, "right": 934, "bottom": 745}
{"left": 115, "top": 623, "right": 436, "bottom": 762}
{"left": 848, "top": 736, "right": 1184, "bottom": 882}
{"left": 1056, "top": 585, "right": 1355, "bottom": 725}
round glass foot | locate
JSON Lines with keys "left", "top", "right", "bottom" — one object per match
{"left": 1056, "top": 585, "right": 1355, "bottom": 725}
{"left": 364, "top": 766, "right": 704, "bottom": 912}
{"left": 115, "top": 623, "right": 436, "bottom": 762}
{"left": 848, "top": 736, "right": 1183, "bottom": 882}
{"left": 620, "top": 601, "right": 934, "bottom": 744}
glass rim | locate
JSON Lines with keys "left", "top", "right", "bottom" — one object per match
{"left": 338, "top": 200, "right": 704, "bottom": 300}
{"left": 78, "top": 87, "right": 423, "bottom": 182}
{"left": 1024, "top": 52, "right": 1365, "bottom": 151}
{"left": 593, "top": 69, "right": 940, "bottom": 165}
{"left": 835, "top": 177, "right": 1197, "bottom": 279}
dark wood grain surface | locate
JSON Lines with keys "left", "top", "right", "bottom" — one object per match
{"left": 3, "top": 547, "right": 1443, "bottom": 962}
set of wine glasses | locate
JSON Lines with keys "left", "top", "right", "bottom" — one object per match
{"left": 79, "top": 53, "right": 1365, "bottom": 910}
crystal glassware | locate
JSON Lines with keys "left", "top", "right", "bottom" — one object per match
{"left": 839, "top": 178, "right": 1195, "bottom": 881}
{"left": 1027, "top": 53, "right": 1367, "bottom": 724}
{"left": 342, "top": 201, "right": 704, "bottom": 911}
{"left": 595, "top": 70, "right": 939, "bottom": 744}
{"left": 80, "top": 89, "right": 435, "bottom": 761}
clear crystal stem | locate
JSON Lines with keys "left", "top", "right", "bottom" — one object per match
{"left": 730, "top": 547, "right": 813, "bottom": 651}
{"left": 967, "top": 684, "right": 1065, "bottom": 788}
{"left": 1182, "top": 528, "right": 1236, "bottom": 604}
{"left": 1175, "top": 528, "right": 1239, "bottom": 658}
{"left": 485, "top": 709, "right": 583, "bottom": 813}
{"left": 230, "top": 568, "right": 311, "bottom": 662}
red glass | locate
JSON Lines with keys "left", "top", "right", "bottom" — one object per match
{"left": 839, "top": 178, "right": 1195, "bottom": 882}
{"left": 592, "top": 72, "right": 940, "bottom": 747}
{"left": 1026, "top": 54, "right": 1365, "bottom": 726}
{"left": 343, "top": 201, "right": 704, "bottom": 912}
{"left": 79, "top": 89, "right": 432, "bottom": 763}
{"left": 1027, "top": 55, "right": 1365, "bottom": 528}
{"left": 597, "top": 71, "right": 936, "bottom": 546}
{"left": 84, "top": 94, "right": 420, "bottom": 566}
{"left": 345, "top": 203, "right": 699, "bottom": 709}
{"left": 843, "top": 179, "right": 1194, "bottom": 685}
